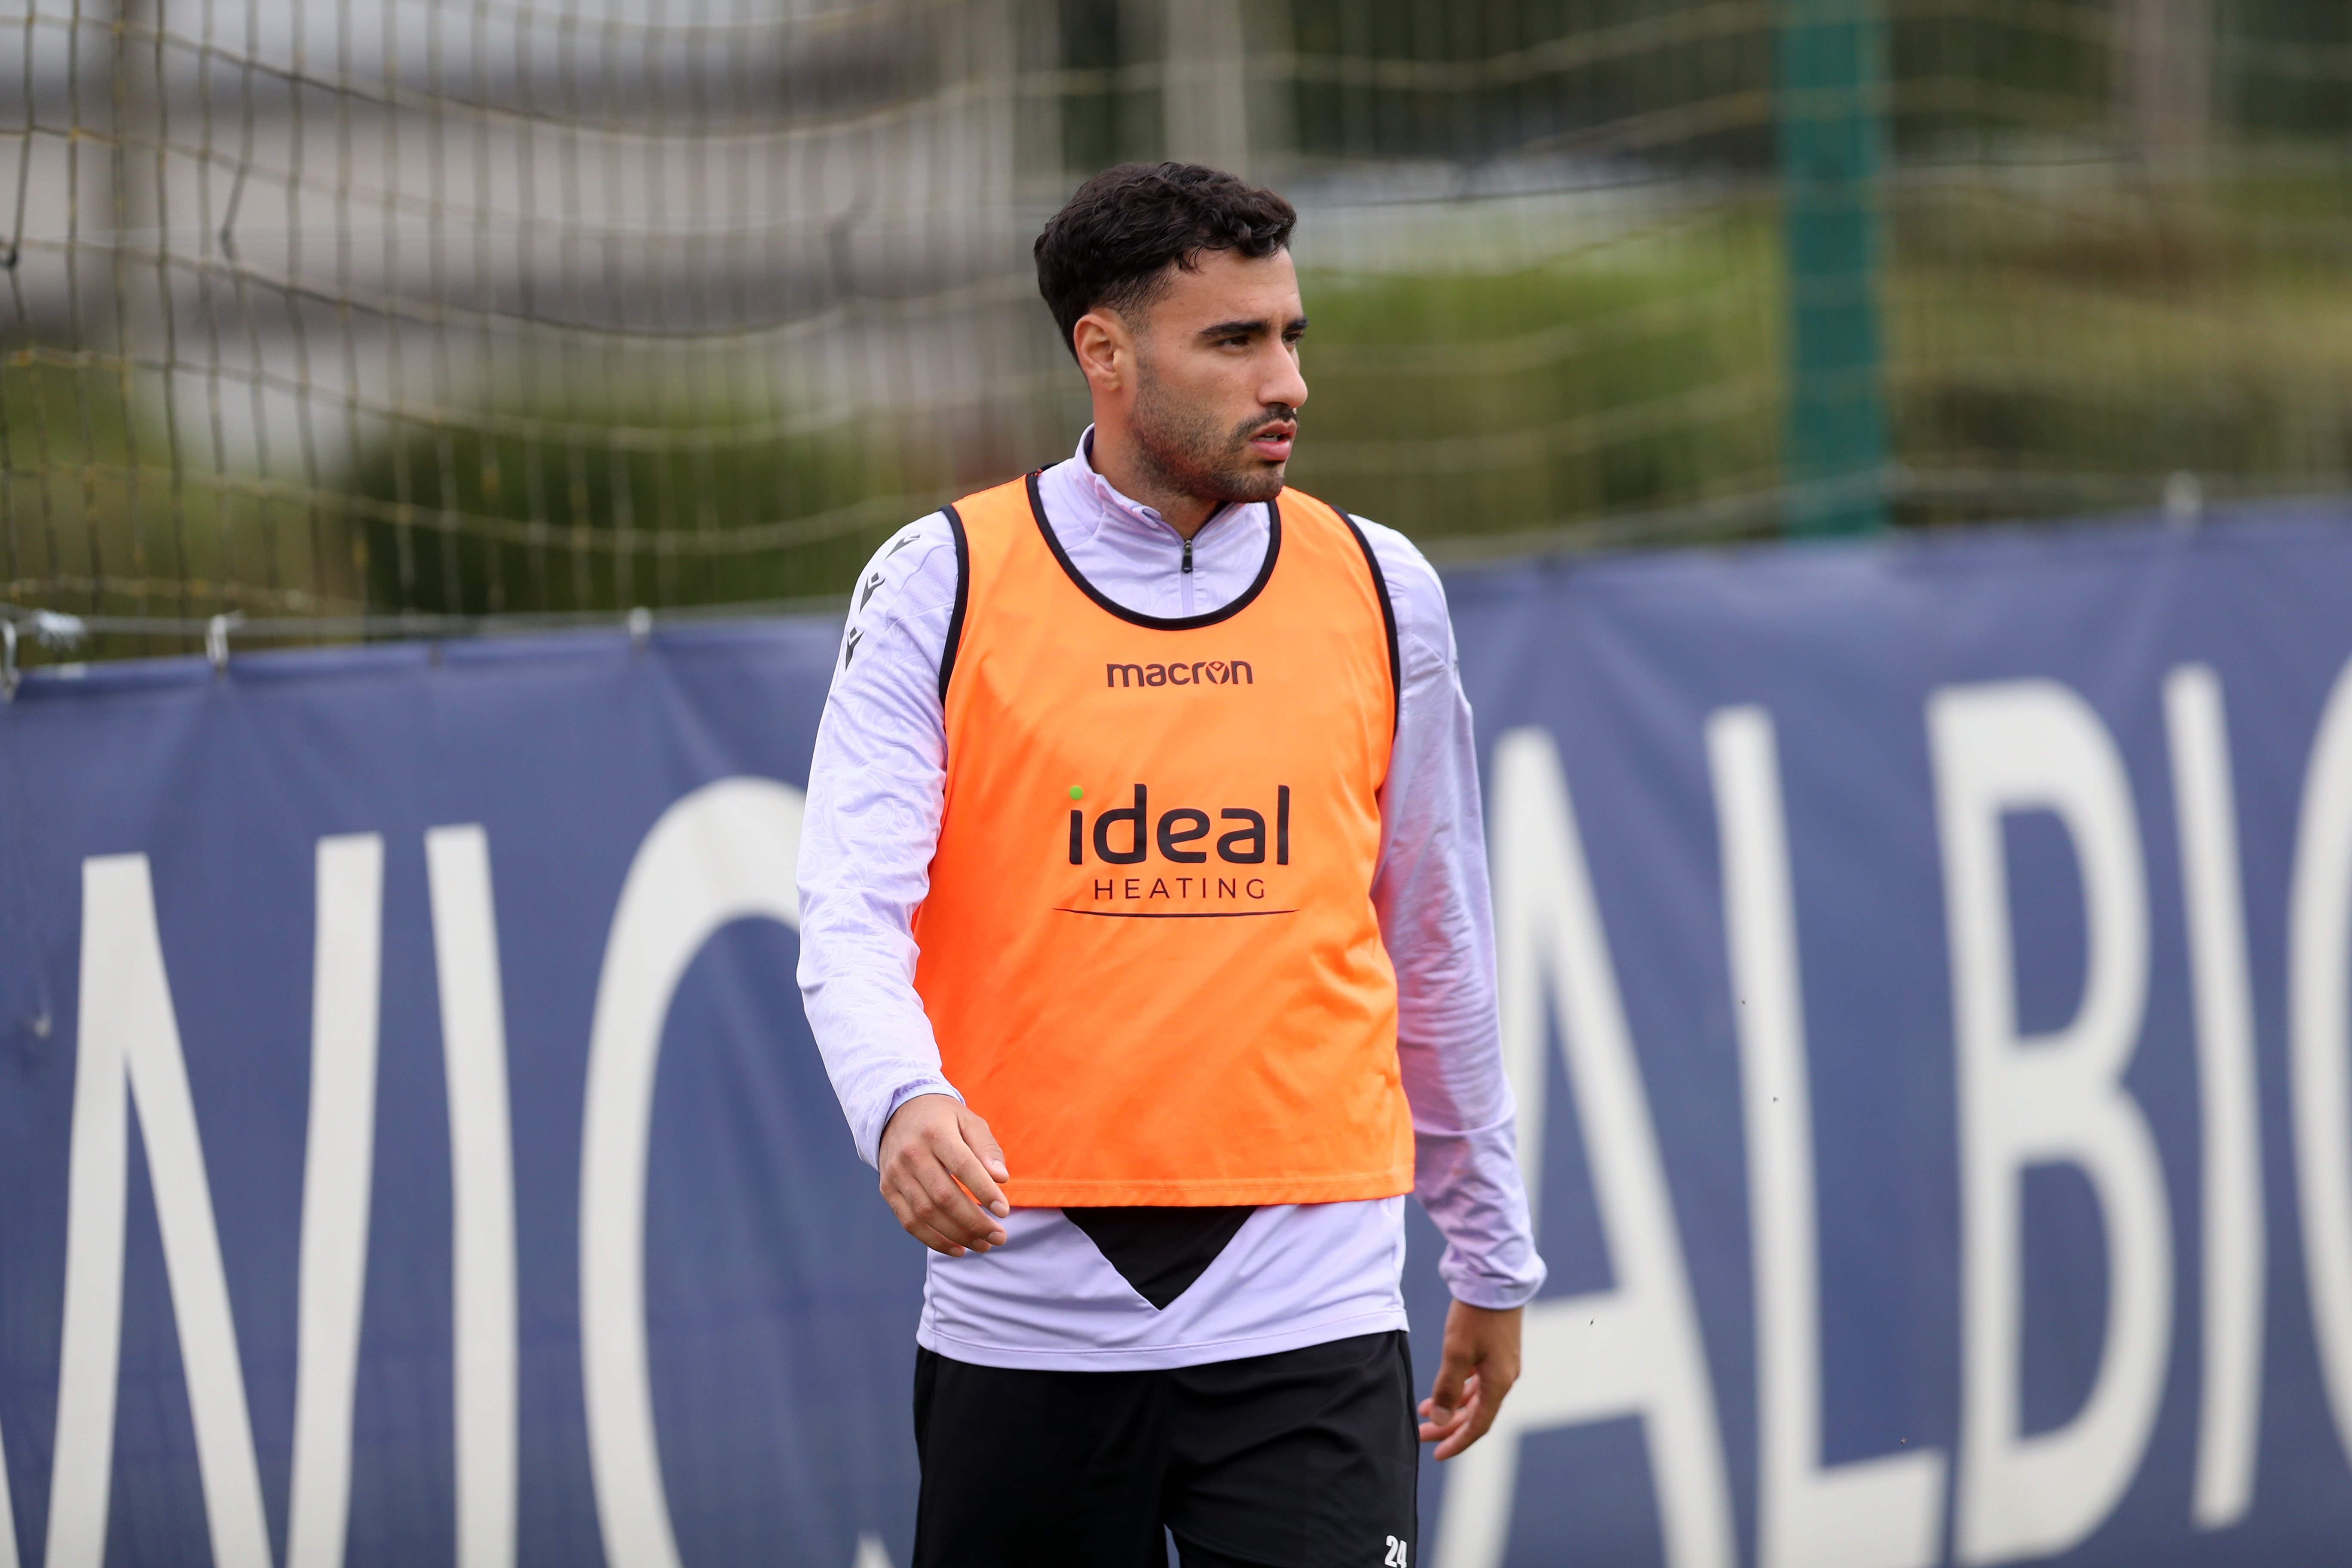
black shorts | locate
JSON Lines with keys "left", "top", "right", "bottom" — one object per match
{"left": 911, "top": 1331, "right": 1420, "bottom": 1568}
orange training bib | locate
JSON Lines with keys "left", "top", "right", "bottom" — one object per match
{"left": 910, "top": 474, "right": 1412, "bottom": 1206}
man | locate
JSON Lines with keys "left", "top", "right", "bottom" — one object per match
{"left": 797, "top": 162, "right": 1544, "bottom": 1567}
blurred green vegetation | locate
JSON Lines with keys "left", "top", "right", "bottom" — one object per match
{"left": 2, "top": 353, "right": 354, "bottom": 652}
{"left": 343, "top": 404, "right": 926, "bottom": 617}
{"left": 1886, "top": 168, "right": 2352, "bottom": 521}
{"left": 1286, "top": 0, "right": 1775, "bottom": 169}
{"left": 2232, "top": 0, "right": 2352, "bottom": 140}
{"left": 0, "top": 355, "right": 933, "bottom": 633}
{"left": 12, "top": 165, "right": 2352, "bottom": 630}
{"left": 8, "top": 0, "right": 2351, "bottom": 651}
{"left": 1297, "top": 166, "right": 2352, "bottom": 544}
{"left": 1289, "top": 210, "right": 1783, "bottom": 545}
{"left": 1271, "top": 0, "right": 2351, "bottom": 168}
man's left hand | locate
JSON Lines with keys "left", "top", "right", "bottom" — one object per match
{"left": 1418, "top": 1300, "right": 1522, "bottom": 1460}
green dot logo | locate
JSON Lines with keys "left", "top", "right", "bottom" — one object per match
{"left": 1068, "top": 785, "right": 1084, "bottom": 800}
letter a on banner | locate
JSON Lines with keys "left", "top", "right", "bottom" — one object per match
{"left": 1436, "top": 729, "right": 1734, "bottom": 1568}
{"left": 1709, "top": 707, "right": 1947, "bottom": 1568}
{"left": 1930, "top": 680, "right": 2172, "bottom": 1565}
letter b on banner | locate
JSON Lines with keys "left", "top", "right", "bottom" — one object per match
{"left": 1929, "top": 680, "right": 2171, "bottom": 1564}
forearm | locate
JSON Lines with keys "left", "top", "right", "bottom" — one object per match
{"left": 1364, "top": 519, "right": 1547, "bottom": 1308}
{"left": 795, "top": 517, "right": 963, "bottom": 1167}
{"left": 1411, "top": 1118, "right": 1545, "bottom": 1308}
{"left": 796, "top": 882, "right": 959, "bottom": 1166}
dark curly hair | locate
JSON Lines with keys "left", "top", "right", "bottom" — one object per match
{"left": 1033, "top": 163, "right": 1298, "bottom": 361}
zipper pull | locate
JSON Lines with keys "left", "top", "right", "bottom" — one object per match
{"left": 1182, "top": 536, "right": 1194, "bottom": 574}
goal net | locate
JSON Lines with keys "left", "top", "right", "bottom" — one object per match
{"left": 4, "top": 0, "right": 2348, "bottom": 655}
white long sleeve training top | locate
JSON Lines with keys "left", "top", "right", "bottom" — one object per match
{"left": 795, "top": 429, "right": 1545, "bottom": 1371}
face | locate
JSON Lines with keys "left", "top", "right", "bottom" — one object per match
{"left": 1081, "top": 248, "right": 1309, "bottom": 505}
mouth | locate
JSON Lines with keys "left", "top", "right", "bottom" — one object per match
{"left": 1246, "top": 421, "right": 1297, "bottom": 463}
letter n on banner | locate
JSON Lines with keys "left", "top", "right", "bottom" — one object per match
{"left": 1435, "top": 729, "right": 1735, "bottom": 1568}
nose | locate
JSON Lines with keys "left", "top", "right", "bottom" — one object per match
{"left": 1261, "top": 339, "right": 1308, "bottom": 413}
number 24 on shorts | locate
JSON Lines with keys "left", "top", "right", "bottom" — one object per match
{"left": 1383, "top": 1537, "right": 1409, "bottom": 1566}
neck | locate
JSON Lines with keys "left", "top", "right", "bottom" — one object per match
{"left": 1088, "top": 418, "right": 1219, "bottom": 539}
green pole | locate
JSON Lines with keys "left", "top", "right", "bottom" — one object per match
{"left": 1776, "top": 0, "right": 1890, "bottom": 536}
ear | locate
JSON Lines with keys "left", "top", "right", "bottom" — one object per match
{"left": 1072, "top": 309, "right": 1130, "bottom": 395}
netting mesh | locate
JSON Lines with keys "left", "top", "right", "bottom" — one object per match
{"left": 3, "top": 0, "right": 2349, "bottom": 658}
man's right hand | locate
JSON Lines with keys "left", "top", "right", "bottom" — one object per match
{"left": 878, "top": 1093, "right": 1013, "bottom": 1256}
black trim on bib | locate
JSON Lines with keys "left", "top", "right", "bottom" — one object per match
{"left": 1338, "top": 510, "right": 1402, "bottom": 738}
{"left": 937, "top": 501, "right": 972, "bottom": 702}
{"left": 1062, "top": 1204, "right": 1259, "bottom": 1311}
{"left": 1025, "top": 471, "right": 1282, "bottom": 631}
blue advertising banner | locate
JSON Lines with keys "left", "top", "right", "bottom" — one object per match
{"left": 3, "top": 504, "right": 2352, "bottom": 1568}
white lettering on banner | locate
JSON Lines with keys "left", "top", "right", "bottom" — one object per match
{"left": 1707, "top": 708, "right": 1948, "bottom": 1568}
{"left": 288, "top": 836, "right": 388, "bottom": 1568}
{"left": 0, "top": 1302, "right": 12, "bottom": 1567}
{"left": 2289, "top": 654, "right": 2352, "bottom": 1473}
{"left": 2162, "top": 667, "right": 2266, "bottom": 1529}
{"left": 1435, "top": 729, "right": 1734, "bottom": 1568}
{"left": 427, "top": 827, "right": 521, "bottom": 1568}
{"left": 46, "top": 855, "right": 276, "bottom": 1568}
{"left": 1930, "top": 680, "right": 2172, "bottom": 1565}
{"left": 581, "top": 778, "right": 805, "bottom": 1568}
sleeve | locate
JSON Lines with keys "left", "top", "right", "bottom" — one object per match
{"left": 1357, "top": 517, "right": 1549, "bottom": 1310}
{"left": 794, "top": 513, "right": 967, "bottom": 1167}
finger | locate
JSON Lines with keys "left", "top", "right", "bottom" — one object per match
{"left": 939, "top": 1134, "right": 1011, "bottom": 1220}
{"left": 918, "top": 1163, "right": 996, "bottom": 1243}
{"left": 885, "top": 1188, "right": 960, "bottom": 1254}
{"left": 959, "top": 1111, "right": 1013, "bottom": 1183}
{"left": 886, "top": 1167, "right": 993, "bottom": 1251}
{"left": 1418, "top": 1381, "right": 1473, "bottom": 1443}
{"left": 1424, "top": 1372, "right": 1478, "bottom": 1449}
{"left": 917, "top": 1165, "right": 999, "bottom": 1247}
{"left": 1418, "top": 1412, "right": 1470, "bottom": 1444}
{"left": 908, "top": 1218, "right": 971, "bottom": 1257}
{"left": 897, "top": 1193, "right": 983, "bottom": 1255}
{"left": 1427, "top": 1354, "right": 1473, "bottom": 1422}
{"left": 1431, "top": 1402, "right": 1480, "bottom": 1459}
{"left": 1432, "top": 1385, "right": 1490, "bottom": 1461}
{"left": 1417, "top": 1400, "right": 1465, "bottom": 1431}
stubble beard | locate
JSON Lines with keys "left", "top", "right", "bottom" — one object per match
{"left": 1130, "top": 360, "right": 1292, "bottom": 509}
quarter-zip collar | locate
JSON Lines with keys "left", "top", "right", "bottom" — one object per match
{"left": 1075, "top": 427, "right": 1244, "bottom": 545}
{"left": 1033, "top": 428, "right": 1277, "bottom": 623}
{"left": 1073, "top": 426, "right": 1249, "bottom": 618}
